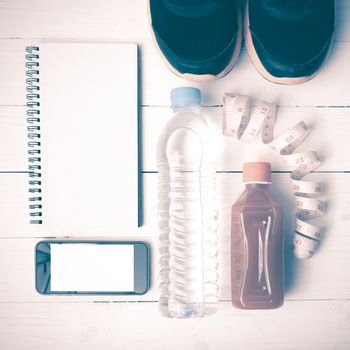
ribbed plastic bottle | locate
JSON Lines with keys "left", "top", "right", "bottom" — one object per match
{"left": 157, "top": 87, "right": 219, "bottom": 318}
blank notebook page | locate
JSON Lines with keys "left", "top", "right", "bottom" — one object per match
{"left": 39, "top": 42, "right": 139, "bottom": 233}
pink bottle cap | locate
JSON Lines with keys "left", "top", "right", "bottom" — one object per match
{"left": 243, "top": 162, "right": 271, "bottom": 184}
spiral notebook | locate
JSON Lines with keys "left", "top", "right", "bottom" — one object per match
{"left": 25, "top": 42, "right": 141, "bottom": 233}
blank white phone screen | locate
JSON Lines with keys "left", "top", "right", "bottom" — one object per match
{"left": 50, "top": 244, "right": 134, "bottom": 292}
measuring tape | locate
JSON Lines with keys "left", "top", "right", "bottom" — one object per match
{"left": 223, "top": 94, "right": 325, "bottom": 259}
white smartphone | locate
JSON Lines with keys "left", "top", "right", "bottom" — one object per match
{"left": 35, "top": 240, "right": 150, "bottom": 295}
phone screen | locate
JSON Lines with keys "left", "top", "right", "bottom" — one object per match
{"left": 35, "top": 241, "right": 150, "bottom": 295}
{"left": 51, "top": 244, "right": 134, "bottom": 292}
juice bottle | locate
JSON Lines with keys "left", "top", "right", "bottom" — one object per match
{"left": 231, "top": 162, "right": 284, "bottom": 309}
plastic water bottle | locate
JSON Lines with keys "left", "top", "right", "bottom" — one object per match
{"left": 157, "top": 87, "right": 219, "bottom": 318}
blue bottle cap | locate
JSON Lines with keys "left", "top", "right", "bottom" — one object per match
{"left": 170, "top": 87, "right": 201, "bottom": 108}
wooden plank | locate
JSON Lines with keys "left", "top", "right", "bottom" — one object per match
{"left": 0, "top": 173, "right": 30, "bottom": 234}
{"left": 1, "top": 233, "right": 350, "bottom": 302}
{"left": 141, "top": 43, "right": 350, "bottom": 107}
{"left": 0, "top": 0, "right": 152, "bottom": 41}
{"left": 0, "top": 107, "right": 27, "bottom": 171}
{"left": 142, "top": 106, "right": 350, "bottom": 172}
{"left": 0, "top": 1, "right": 348, "bottom": 348}
{"left": 1, "top": 40, "right": 350, "bottom": 106}
{"left": 0, "top": 173, "right": 349, "bottom": 301}
{"left": 0, "top": 301, "right": 349, "bottom": 350}
{"left": 1, "top": 172, "right": 348, "bottom": 238}
{"left": 0, "top": 0, "right": 348, "bottom": 42}
{"left": 1, "top": 105, "right": 350, "bottom": 172}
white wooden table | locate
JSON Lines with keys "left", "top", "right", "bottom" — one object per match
{"left": 1, "top": 1, "right": 350, "bottom": 349}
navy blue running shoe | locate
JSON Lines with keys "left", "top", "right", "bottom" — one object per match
{"left": 149, "top": 0, "right": 242, "bottom": 82}
{"left": 244, "top": 0, "right": 335, "bottom": 84}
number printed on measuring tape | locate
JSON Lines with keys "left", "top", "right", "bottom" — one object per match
{"left": 223, "top": 94, "right": 325, "bottom": 259}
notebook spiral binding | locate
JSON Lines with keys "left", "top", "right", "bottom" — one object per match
{"left": 26, "top": 46, "right": 42, "bottom": 224}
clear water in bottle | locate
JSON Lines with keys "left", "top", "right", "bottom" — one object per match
{"left": 157, "top": 87, "right": 219, "bottom": 318}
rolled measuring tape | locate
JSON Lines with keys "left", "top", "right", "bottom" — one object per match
{"left": 223, "top": 94, "right": 325, "bottom": 259}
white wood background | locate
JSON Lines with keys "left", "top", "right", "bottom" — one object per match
{"left": 1, "top": 0, "right": 350, "bottom": 349}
